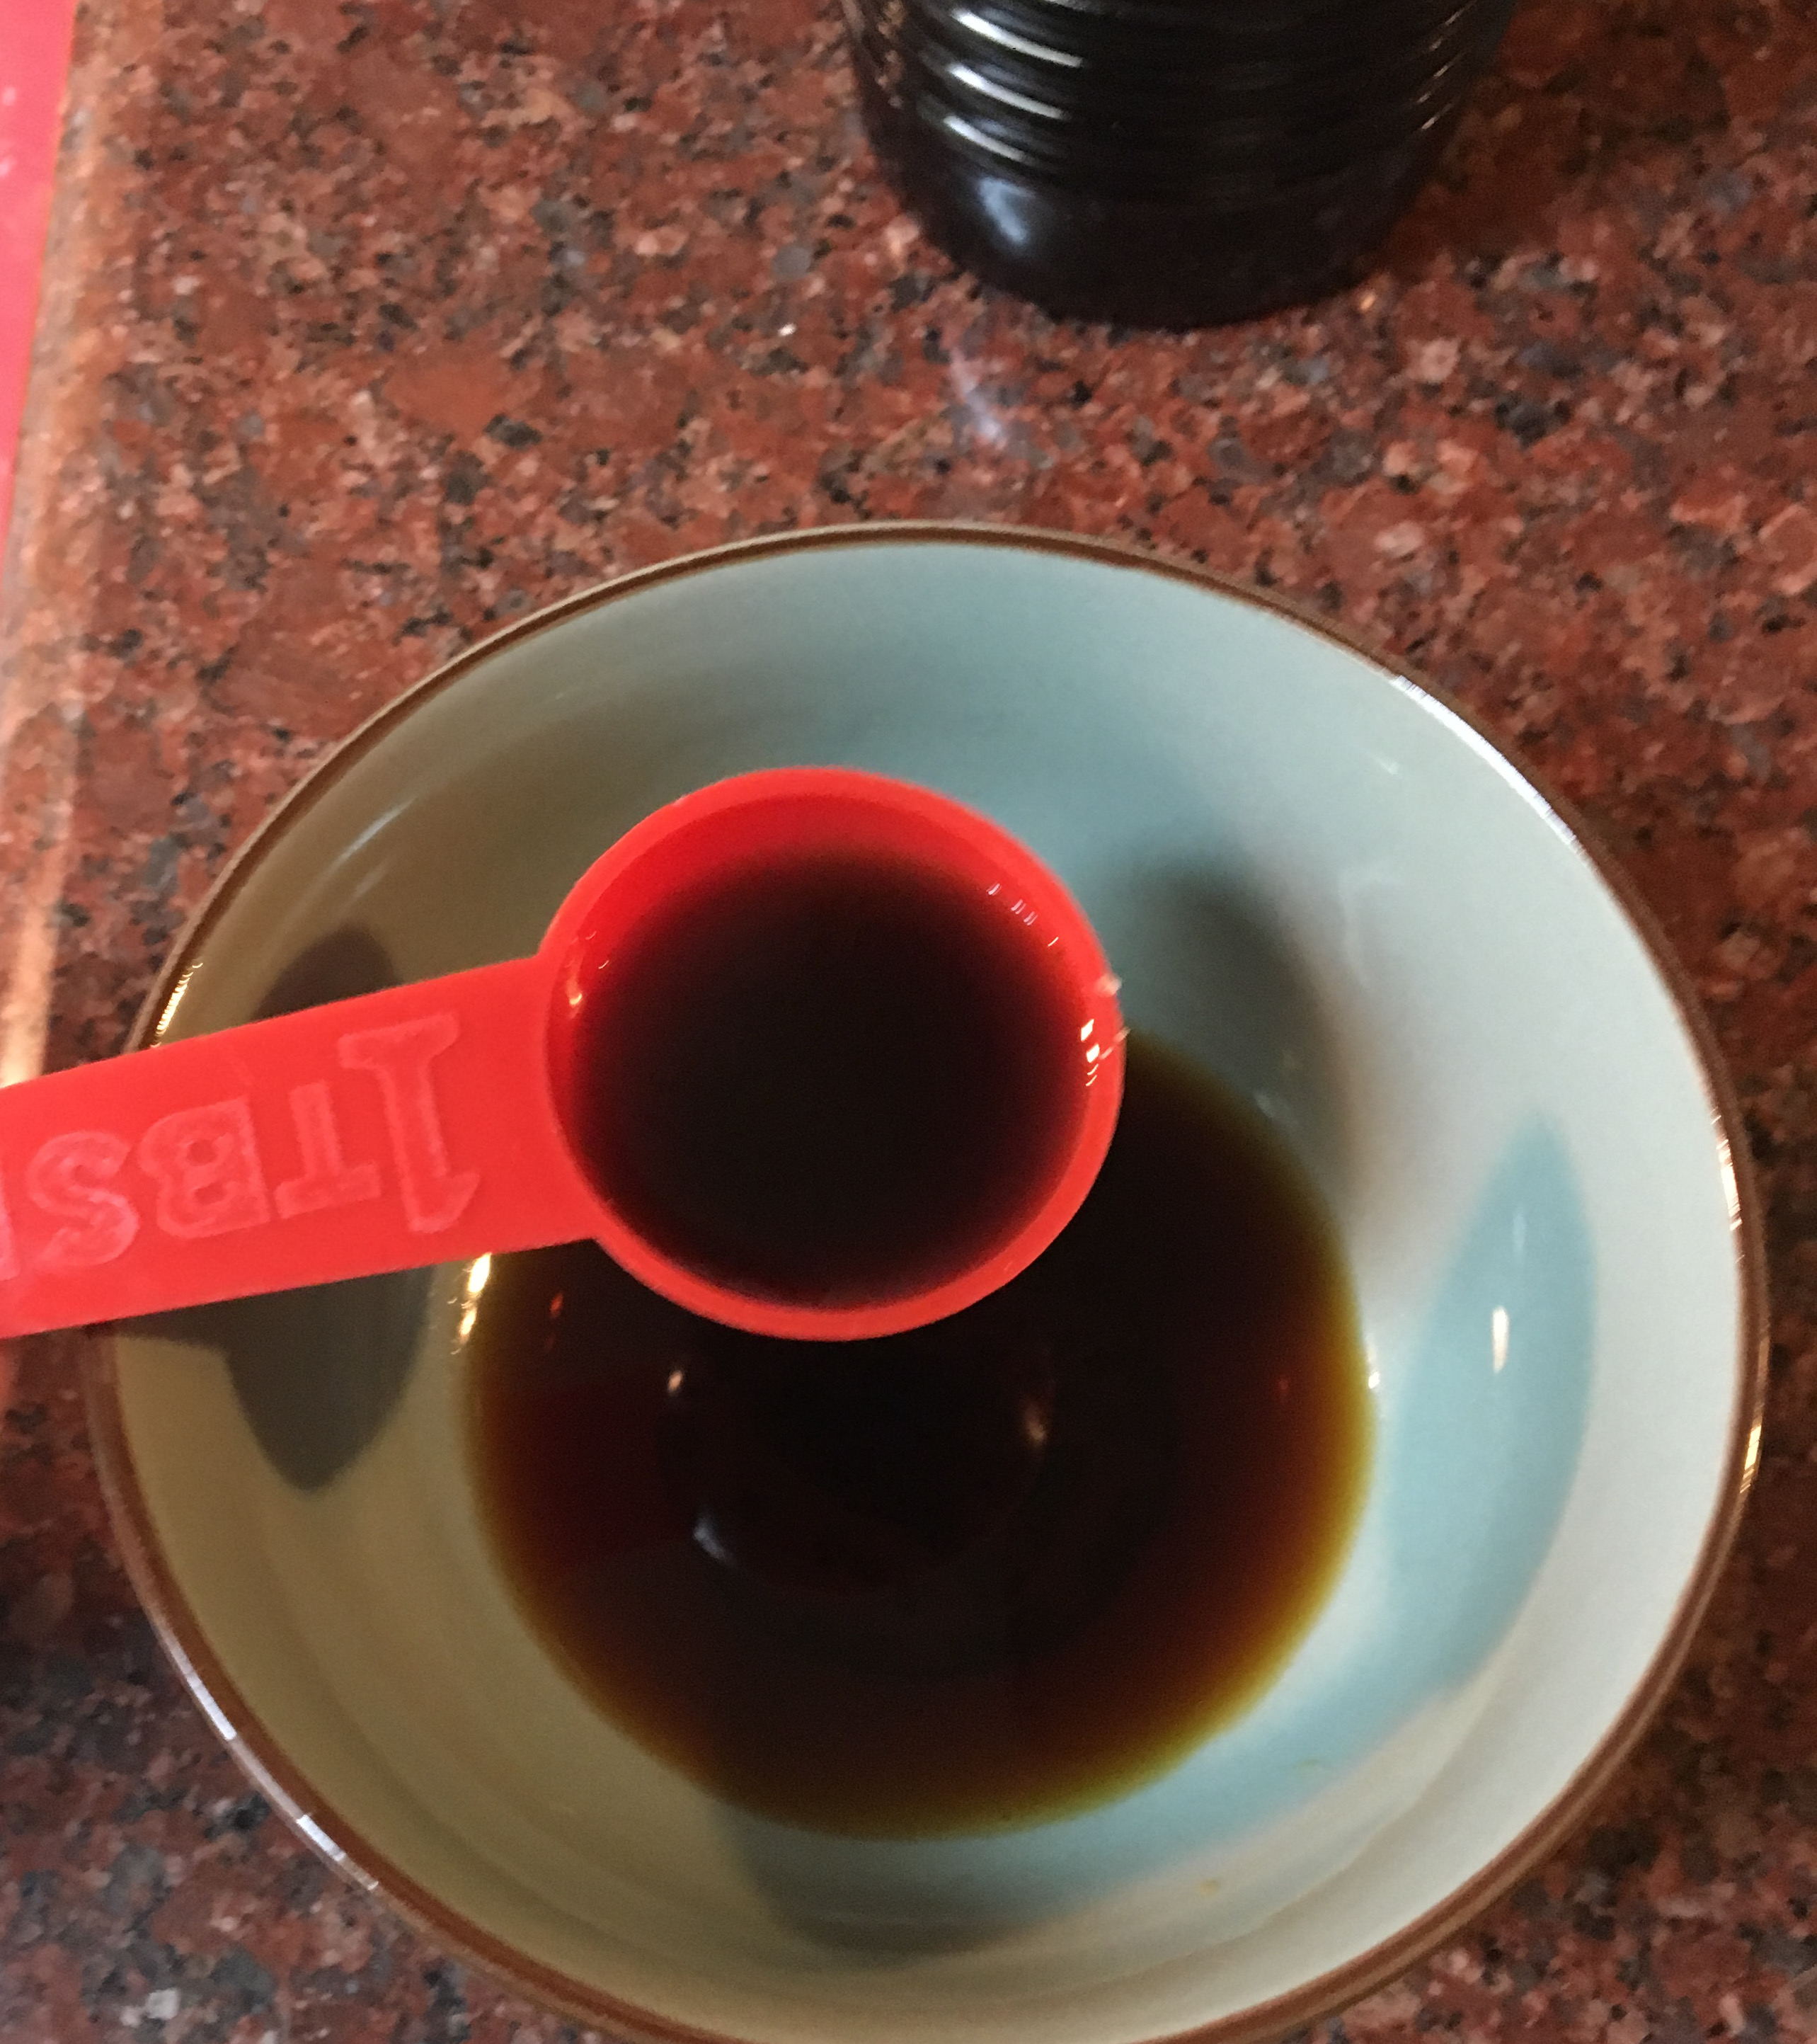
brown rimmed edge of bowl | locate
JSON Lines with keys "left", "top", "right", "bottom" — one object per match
{"left": 80, "top": 520, "right": 1770, "bottom": 2044}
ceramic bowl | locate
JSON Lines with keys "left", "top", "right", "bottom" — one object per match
{"left": 86, "top": 526, "right": 1765, "bottom": 2044}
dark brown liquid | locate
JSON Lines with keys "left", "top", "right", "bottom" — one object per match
{"left": 849, "top": 0, "right": 1515, "bottom": 326}
{"left": 470, "top": 1034, "right": 1370, "bottom": 1837}
{"left": 571, "top": 849, "right": 1087, "bottom": 1307}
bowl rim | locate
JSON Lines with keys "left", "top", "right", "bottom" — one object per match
{"left": 80, "top": 519, "right": 1770, "bottom": 2044}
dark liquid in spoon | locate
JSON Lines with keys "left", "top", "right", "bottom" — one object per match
{"left": 469, "top": 1034, "right": 1370, "bottom": 1837}
{"left": 568, "top": 847, "right": 1090, "bottom": 1306}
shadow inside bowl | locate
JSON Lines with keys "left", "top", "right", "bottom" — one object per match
{"left": 127, "top": 926, "right": 433, "bottom": 1493}
{"left": 1101, "top": 863, "right": 1357, "bottom": 1214}
{"left": 1377, "top": 1116, "right": 1594, "bottom": 1691}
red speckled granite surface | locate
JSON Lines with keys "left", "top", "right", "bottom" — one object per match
{"left": 1, "top": 0, "right": 1816, "bottom": 2037}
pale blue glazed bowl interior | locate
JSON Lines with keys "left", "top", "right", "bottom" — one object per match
{"left": 110, "top": 533, "right": 1748, "bottom": 2044}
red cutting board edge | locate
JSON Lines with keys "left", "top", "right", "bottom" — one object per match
{"left": 0, "top": 0, "right": 79, "bottom": 561}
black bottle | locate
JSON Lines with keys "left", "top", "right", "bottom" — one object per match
{"left": 847, "top": 0, "right": 1516, "bottom": 327}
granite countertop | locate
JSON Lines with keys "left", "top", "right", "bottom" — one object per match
{"left": 1, "top": 0, "right": 1815, "bottom": 2036}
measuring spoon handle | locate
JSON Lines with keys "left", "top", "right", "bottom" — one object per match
{"left": 0, "top": 956, "right": 595, "bottom": 1340}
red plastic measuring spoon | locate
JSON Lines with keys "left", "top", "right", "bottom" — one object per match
{"left": 0, "top": 770, "right": 1124, "bottom": 1344}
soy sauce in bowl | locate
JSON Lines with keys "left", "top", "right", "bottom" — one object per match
{"left": 469, "top": 1032, "right": 1370, "bottom": 1838}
